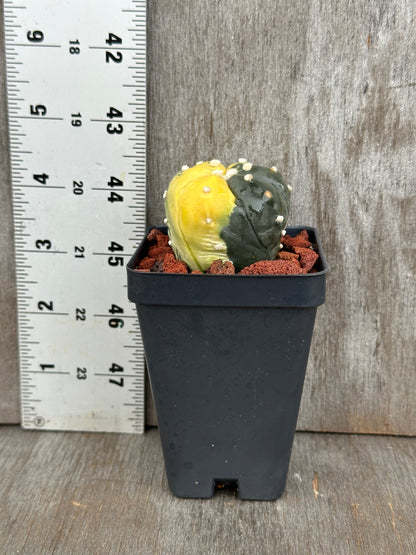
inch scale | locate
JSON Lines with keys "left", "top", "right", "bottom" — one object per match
{"left": 4, "top": 0, "right": 146, "bottom": 433}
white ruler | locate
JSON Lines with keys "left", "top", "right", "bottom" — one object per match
{"left": 4, "top": 0, "right": 146, "bottom": 433}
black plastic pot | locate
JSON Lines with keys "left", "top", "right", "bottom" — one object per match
{"left": 127, "top": 226, "right": 328, "bottom": 500}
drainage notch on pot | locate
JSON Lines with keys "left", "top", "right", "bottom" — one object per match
{"left": 127, "top": 226, "right": 328, "bottom": 500}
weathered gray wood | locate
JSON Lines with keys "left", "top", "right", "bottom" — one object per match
{"left": 0, "top": 0, "right": 19, "bottom": 423}
{"left": 1, "top": 426, "right": 415, "bottom": 554}
{"left": 1, "top": 1, "right": 416, "bottom": 433}
{"left": 145, "top": 0, "right": 416, "bottom": 433}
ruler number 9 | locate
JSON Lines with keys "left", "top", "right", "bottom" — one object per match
{"left": 27, "top": 30, "right": 44, "bottom": 43}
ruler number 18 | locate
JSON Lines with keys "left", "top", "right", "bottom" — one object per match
{"left": 69, "top": 39, "right": 80, "bottom": 55}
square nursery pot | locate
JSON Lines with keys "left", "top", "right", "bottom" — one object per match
{"left": 127, "top": 225, "right": 328, "bottom": 500}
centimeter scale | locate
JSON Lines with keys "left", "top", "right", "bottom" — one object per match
{"left": 4, "top": 0, "right": 146, "bottom": 433}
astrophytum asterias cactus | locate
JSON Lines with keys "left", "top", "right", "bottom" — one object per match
{"left": 164, "top": 159, "right": 291, "bottom": 272}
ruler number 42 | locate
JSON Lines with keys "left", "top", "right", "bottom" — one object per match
{"left": 105, "top": 33, "right": 122, "bottom": 64}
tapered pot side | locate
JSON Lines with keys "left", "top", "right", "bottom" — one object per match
{"left": 127, "top": 226, "right": 328, "bottom": 500}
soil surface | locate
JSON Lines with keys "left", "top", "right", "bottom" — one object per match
{"left": 135, "top": 228, "right": 319, "bottom": 275}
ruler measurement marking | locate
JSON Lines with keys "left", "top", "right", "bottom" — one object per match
{"left": 11, "top": 43, "right": 62, "bottom": 48}
{"left": 6, "top": 0, "right": 146, "bottom": 434}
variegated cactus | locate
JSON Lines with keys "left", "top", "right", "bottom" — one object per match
{"left": 164, "top": 159, "right": 291, "bottom": 272}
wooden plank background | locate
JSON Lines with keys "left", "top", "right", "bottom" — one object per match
{"left": 1, "top": 0, "right": 415, "bottom": 433}
{"left": 1, "top": 426, "right": 416, "bottom": 553}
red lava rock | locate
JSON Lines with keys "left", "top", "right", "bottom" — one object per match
{"left": 206, "top": 259, "right": 235, "bottom": 275}
{"left": 293, "top": 247, "right": 319, "bottom": 273}
{"left": 148, "top": 244, "right": 174, "bottom": 260}
{"left": 281, "top": 231, "right": 312, "bottom": 250}
{"left": 136, "top": 228, "right": 319, "bottom": 275}
{"left": 239, "top": 259, "right": 302, "bottom": 275}
{"left": 278, "top": 251, "right": 300, "bottom": 261}
{"left": 138, "top": 256, "right": 156, "bottom": 270}
{"left": 162, "top": 253, "right": 188, "bottom": 273}
{"left": 147, "top": 228, "right": 166, "bottom": 243}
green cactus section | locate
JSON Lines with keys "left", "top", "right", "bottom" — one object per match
{"left": 220, "top": 162, "right": 290, "bottom": 271}
{"left": 164, "top": 159, "right": 291, "bottom": 272}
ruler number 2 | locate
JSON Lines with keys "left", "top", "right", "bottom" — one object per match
{"left": 30, "top": 104, "right": 47, "bottom": 117}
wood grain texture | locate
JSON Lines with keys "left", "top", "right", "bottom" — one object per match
{"left": 1, "top": 1, "right": 415, "bottom": 433}
{"left": 146, "top": 0, "right": 416, "bottom": 433}
{"left": 1, "top": 426, "right": 416, "bottom": 554}
{"left": 0, "top": 0, "right": 19, "bottom": 423}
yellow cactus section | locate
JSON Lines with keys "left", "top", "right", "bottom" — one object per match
{"left": 165, "top": 161, "right": 236, "bottom": 272}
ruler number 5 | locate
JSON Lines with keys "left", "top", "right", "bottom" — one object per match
{"left": 30, "top": 104, "right": 47, "bottom": 117}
